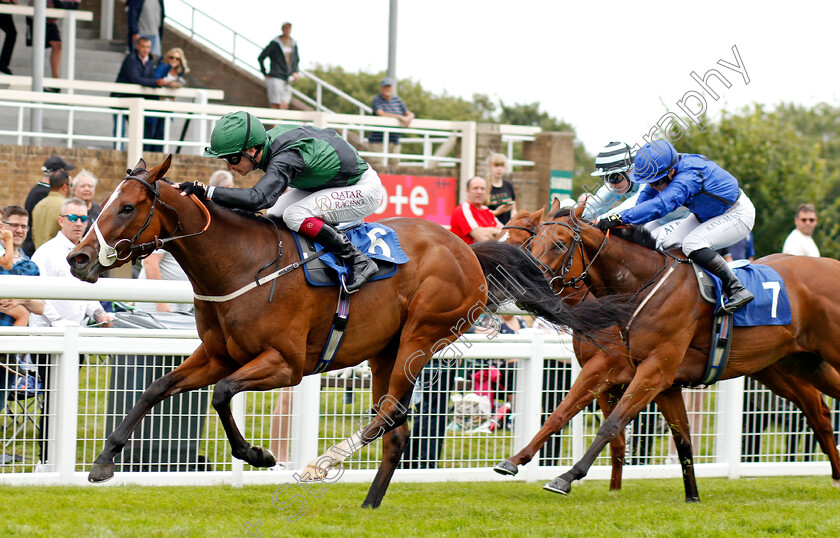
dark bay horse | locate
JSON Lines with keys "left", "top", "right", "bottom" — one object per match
{"left": 495, "top": 202, "right": 840, "bottom": 501}
{"left": 65, "top": 157, "right": 621, "bottom": 508}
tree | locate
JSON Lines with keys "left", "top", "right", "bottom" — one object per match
{"left": 676, "top": 105, "right": 827, "bottom": 257}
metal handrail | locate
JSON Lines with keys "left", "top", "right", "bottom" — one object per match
{"left": 164, "top": 0, "right": 372, "bottom": 114}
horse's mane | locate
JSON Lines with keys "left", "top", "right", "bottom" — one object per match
{"left": 226, "top": 207, "right": 286, "bottom": 229}
{"left": 548, "top": 207, "right": 658, "bottom": 251}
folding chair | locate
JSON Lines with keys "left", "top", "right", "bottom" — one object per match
{"left": 1, "top": 355, "right": 46, "bottom": 460}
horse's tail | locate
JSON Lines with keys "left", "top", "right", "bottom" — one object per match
{"left": 470, "top": 241, "right": 634, "bottom": 338}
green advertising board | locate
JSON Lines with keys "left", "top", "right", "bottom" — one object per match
{"left": 549, "top": 170, "right": 573, "bottom": 205}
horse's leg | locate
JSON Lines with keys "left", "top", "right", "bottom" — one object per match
{"left": 544, "top": 358, "right": 672, "bottom": 497}
{"left": 653, "top": 386, "right": 700, "bottom": 502}
{"left": 210, "top": 349, "right": 299, "bottom": 467}
{"left": 361, "top": 351, "right": 412, "bottom": 509}
{"left": 598, "top": 385, "right": 628, "bottom": 491}
{"left": 755, "top": 359, "right": 840, "bottom": 486}
{"left": 90, "top": 345, "right": 236, "bottom": 482}
{"left": 495, "top": 352, "right": 627, "bottom": 475}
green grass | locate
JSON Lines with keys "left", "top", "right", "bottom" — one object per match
{"left": 1, "top": 476, "right": 839, "bottom": 536}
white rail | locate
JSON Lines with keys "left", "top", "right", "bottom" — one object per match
{"left": 0, "top": 276, "right": 834, "bottom": 487}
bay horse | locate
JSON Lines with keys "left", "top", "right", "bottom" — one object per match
{"left": 65, "top": 157, "right": 623, "bottom": 508}
{"left": 494, "top": 202, "right": 840, "bottom": 501}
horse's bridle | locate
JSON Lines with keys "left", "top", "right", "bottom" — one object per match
{"left": 93, "top": 173, "right": 211, "bottom": 267}
{"left": 503, "top": 220, "right": 609, "bottom": 292}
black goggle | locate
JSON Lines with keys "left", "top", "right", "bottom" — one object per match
{"left": 650, "top": 175, "right": 671, "bottom": 188}
{"left": 222, "top": 153, "right": 244, "bottom": 165}
{"left": 604, "top": 172, "right": 628, "bottom": 185}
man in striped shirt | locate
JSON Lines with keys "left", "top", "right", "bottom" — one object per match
{"left": 368, "top": 77, "right": 414, "bottom": 166}
{"left": 450, "top": 177, "right": 503, "bottom": 245}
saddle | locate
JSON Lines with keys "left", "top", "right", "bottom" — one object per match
{"left": 290, "top": 221, "right": 407, "bottom": 287}
{"left": 690, "top": 260, "right": 792, "bottom": 385}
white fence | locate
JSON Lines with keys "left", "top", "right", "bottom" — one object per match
{"left": 0, "top": 276, "right": 836, "bottom": 487}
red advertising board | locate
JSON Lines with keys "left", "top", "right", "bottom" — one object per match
{"left": 370, "top": 174, "right": 458, "bottom": 228}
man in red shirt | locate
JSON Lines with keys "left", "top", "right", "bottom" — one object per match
{"left": 450, "top": 176, "right": 503, "bottom": 244}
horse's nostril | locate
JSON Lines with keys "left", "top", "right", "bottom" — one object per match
{"left": 70, "top": 253, "right": 90, "bottom": 267}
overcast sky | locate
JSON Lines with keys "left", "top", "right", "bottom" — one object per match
{"left": 190, "top": 0, "right": 839, "bottom": 155}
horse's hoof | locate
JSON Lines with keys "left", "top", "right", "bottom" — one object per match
{"left": 88, "top": 462, "right": 115, "bottom": 483}
{"left": 494, "top": 460, "right": 519, "bottom": 476}
{"left": 686, "top": 496, "right": 701, "bottom": 503}
{"left": 832, "top": 478, "right": 840, "bottom": 489}
{"left": 246, "top": 447, "right": 276, "bottom": 468}
{"left": 543, "top": 477, "right": 572, "bottom": 495}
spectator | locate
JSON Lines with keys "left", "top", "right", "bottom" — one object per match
{"left": 31, "top": 169, "right": 70, "bottom": 250}
{"left": 70, "top": 169, "right": 101, "bottom": 228}
{"left": 782, "top": 203, "right": 819, "bottom": 257}
{"left": 23, "top": 155, "right": 73, "bottom": 257}
{"left": 208, "top": 170, "right": 234, "bottom": 188}
{"left": 258, "top": 22, "right": 299, "bottom": 110}
{"left": 0, "top": 0, "right": 17, "bottom": 75}
{"left": 486, "top": 153, "right": 517, "bottom": 225}
{"left": 450, "top": 176, "right": 503, "bottom": 245}
{"left": 134, "top": 250, "right": 191, "bottom": 314}
{"left": 368, "top": 77, "right": 414, "bottom": 163}
{"left": 30, "top": 198, "right": 112, "bottom": 328}
{"left": 723, "top": 232, "right": 755, "bottom": 262}
{"left": 127, "top": 0, "right": 165, "bottom": 58}
{"left": 0, "top": 206, "right": 48, "bottom": 324}
{"left": 155, "top": 47, "right": 188, "bottom": 87}
{"left": 112, "top": 36, "right": 179, "bottom": 150}
{"left": 25, "top": 0, "right": 62, "bottom": 81}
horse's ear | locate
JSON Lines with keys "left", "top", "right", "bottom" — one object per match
{"left": 148, "top": 155, "right": 173, "bottom": 183}
{"left": 135, "top": 158, "right": 147, "bottom": 171}
{"left": 548, "top": 196, "right": 562, "bottom": 216}
{"left": 572, "top": 201, "right": 586, "bottom": 221}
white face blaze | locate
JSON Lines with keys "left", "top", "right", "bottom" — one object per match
{"left": 87, "top": 180, "right": 126, "bottom": 266}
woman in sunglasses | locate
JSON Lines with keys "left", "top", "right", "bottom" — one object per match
{"left": 154, "top": 48, "right": 189, "bottom": 89}
{"left": 180, "top": 111, "right": 385, "bottom": 293}
{"left": 596, "top": 139, "right": 756, "bottom": 313}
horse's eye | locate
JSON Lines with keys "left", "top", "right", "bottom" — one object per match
{"left": 120, "top": 204, "right": 134, "bottom": 215}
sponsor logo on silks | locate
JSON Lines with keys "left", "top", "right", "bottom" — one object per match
{"left": 315, "top": 196, "right": 332, "bottom": 211}
{"left": 330, "top": 190, "right": 363, "bottom": 200}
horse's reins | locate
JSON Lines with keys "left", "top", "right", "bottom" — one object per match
{"left": 93, "top": 174, "right": 211, "bottom": 268}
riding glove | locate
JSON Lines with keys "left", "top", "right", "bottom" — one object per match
{"left": 178, "top": 181, "right": 207, "bottom": 199}
{"left": 596, "top": 214, "right": 624, "bottom": 232}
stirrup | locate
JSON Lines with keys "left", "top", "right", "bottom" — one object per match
{"left": 718, "top": 290, "right": 754, "bottom": 314}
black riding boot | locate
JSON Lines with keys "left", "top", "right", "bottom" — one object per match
{"left": 314, "top": 224, "right": 378, "bottom": 293}
{"left": 689, "top": 247, "right": 754, "bottom": 313}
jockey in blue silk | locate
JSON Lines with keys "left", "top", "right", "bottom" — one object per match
{"left": 584, "top": 141, "right": 689, "bottom": 247}
{"left": 596, "top": 139, "right": 756, "bottom": 313}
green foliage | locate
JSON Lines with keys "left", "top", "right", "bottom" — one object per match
{"left": 675, "top": 104, "right": 827, "bottom": 257}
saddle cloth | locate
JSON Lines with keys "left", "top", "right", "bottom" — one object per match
{"left": 291, "top": 222, "right": 409, "bottom": 287}
{"left": 692, "top": 260, "right": 792, "bottom": 326}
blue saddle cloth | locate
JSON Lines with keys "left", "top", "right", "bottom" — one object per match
{"left": 704, "top": 262, "right": 792, "bottom": 326}
{"left": 291, "top": 223, "right": 409, "bottom": 287}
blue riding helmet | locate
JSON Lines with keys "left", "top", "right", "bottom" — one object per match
{"left": 629, "top": 140, "right": 679, "bottom": 184}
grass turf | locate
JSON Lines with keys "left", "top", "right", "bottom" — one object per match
{"left": 1, "top": 476, "right": 839, "bottom": 536}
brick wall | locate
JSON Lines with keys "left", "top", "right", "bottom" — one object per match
{"left": 0, "top": 145, "right": 235, "bottom": 209}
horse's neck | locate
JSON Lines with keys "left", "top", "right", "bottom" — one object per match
{"left": 159, "top": 196, "right": 283, "bottom": 295}
{"left": 582, "top": 230, "right": 668, "bottom": 296}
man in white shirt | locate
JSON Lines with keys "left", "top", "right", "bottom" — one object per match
{"left": 30, "top": 198, "right": 112, "bottom": 327}
{"left": 782, "top": 203, "right": 820, "bottom": 257}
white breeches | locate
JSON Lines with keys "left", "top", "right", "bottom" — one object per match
{"left": 647, "top": 190, "right": 756, "bottom": 255}
{"left": 266, "top": 167, "right": 385, "bottom": 231}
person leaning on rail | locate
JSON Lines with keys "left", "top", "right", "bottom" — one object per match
{"left": 179, "top": 111, "right": 385, "bottom": 293}
{"left": 595, "top": 139, "right": 755, "bottom": 313}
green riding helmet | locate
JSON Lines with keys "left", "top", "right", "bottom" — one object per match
{"left": 204, "top": 111, "right": 267, "bottom": 158}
